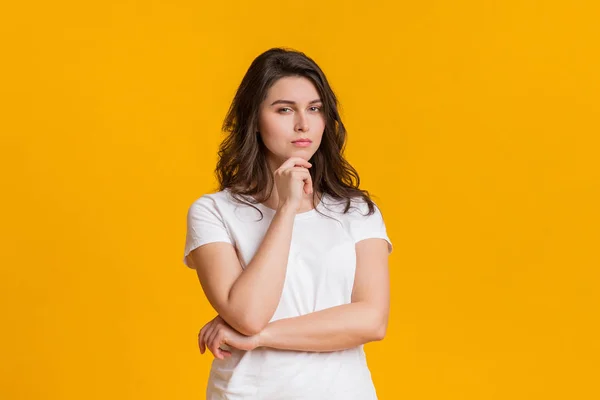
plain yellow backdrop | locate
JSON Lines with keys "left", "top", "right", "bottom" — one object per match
{"left": 2, "top": 1, "right": 599, "bottom": 399}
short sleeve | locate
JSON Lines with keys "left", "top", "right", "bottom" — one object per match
{"left": 183, "top": 195, "right": 234, "bottom": 268}
{"left": 348, "top": 201, "right": 393, "bottom": 254}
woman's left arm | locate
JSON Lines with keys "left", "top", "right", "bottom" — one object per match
{"left": 199, "top": 238, "right": 390, "bottom": 357}
{"left": 258, "top": 238, "right": 390, "bottom": 352}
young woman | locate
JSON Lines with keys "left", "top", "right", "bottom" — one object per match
{"left": 183, "top": 47, "right": 393, "bottom": 399}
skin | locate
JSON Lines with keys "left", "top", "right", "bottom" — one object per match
{"left": 257, "top": 75, "right": 325, "bottom": 212}
{"left": 196, "top": 76, "right": 390, "bottom": 360}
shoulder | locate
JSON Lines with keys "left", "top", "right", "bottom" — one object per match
{"left": 321, "top": 194, "right": 382, "bottom": 219}
{"left": 188, "top": 189, "right": 232, "bottom": 209}
{"left": 183, "top": 190, "right": 235, "bottom": 267}
{"left": 186, "top": 190, "right": 234, "bottom": 220}
{"left": 188, "top": 189, "right": 261, "bottom": 223}
{"left": 332, "top": 195, "right": 392, "bottom": 253}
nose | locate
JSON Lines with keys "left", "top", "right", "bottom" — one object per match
{"left": 294, "top": 112, "right": 309, "bottom": 132}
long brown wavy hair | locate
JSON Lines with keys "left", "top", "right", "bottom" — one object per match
{"left": 215, "top": 47, "right": 375, "bottom": 219}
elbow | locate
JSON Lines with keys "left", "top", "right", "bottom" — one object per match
{"left": 371, "top": 315, "right": 388, "bottom": 341}
{"left": 372, "top": 324, "right": 387, "bottom": 341}
{"left": 236, "top": 315, "right": 269, "bottom": 337}
{"left": 238, "top": 323, "right": 264, "bottom": 337}
{"left": 219, "top": 310, "right": 267, "bottom": 336}
{"left": 223, "top": 295, "right": 271, "bottom": 336}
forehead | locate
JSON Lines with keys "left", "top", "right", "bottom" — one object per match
{"left": 265, "top": 76, "right": 320, "bottom": 102}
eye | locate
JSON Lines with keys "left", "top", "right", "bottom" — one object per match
{"left": 278, "top": 107, "right": 293, "bottom": 113}
{"left": 310, "top": 106, "right": 322, "bottom": 112}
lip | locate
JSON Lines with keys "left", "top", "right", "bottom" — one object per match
{"left": 292, "top": 139, "right": 312, "bottom": 147}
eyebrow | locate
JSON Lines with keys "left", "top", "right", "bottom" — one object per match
{"left": 269, "top": 99, "right": 322, "bottom": 106}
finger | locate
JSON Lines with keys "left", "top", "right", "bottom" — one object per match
{"left": 201, "top": 323, "right": 218, "bottom": 355}
{"left": 298, "top": 175, "right": 314, "bottom": 195}
{"left": 215, "top": 337, "right": 232, "bottom": 359}
{"left": 284, "top": 167, "right": 311, "bottom": 177}
{"left": 210, "top": 331, "right": 226, "bottom": 360}
{"left": 198, "top": 330, "right": 205, "bottom": 354}
{"left": 275, "top": 167, "right": 310, "bottom": 179}
{"left": 304, "top": 176, "right": 314, "bottom": 194}
{"left": 221, "top": 349, "right": 232, "bottom": 358}
{"left": 278, "top": 157, "right": 312, "bottom": 170}
{"left": 213, "top": 330, "right": 233, "bottom": 360}
{"left": 287, "top": 168, "right": 312, "bottom": 180}
{"left": 207, "top": 326, "right": 223, "bottom": 359}
{"left": 276, "top": 167, "right": 310, "bottom": 179}
{"left": 199, "top": 325, "right": 213, "bottom": 355}
{"left": 198, "top": 325, "right": 209, "bottom": 354}
{"left": 294, "top": 169, "right": 313, "bottom": 194}
{"left": 217, "top": 345, "right": 232, "bottom": 358}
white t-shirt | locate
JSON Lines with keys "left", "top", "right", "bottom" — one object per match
{"left": 183, "top": 189, "right": 392, "bottom": 400}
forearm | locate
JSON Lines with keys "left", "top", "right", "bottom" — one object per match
{"left": 257, "top": 302, "right": 387, "bottom": 352}
{"left": 226, "top": 205, "right": 295, "bottom": 334}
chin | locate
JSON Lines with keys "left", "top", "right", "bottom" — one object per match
{"left": 269, "top": 148, "right": 316, "bottom": 165}
{"left": 290, "top": 150, "right": 314, "bottom": 159}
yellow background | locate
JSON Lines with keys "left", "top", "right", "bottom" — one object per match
{"left": 2, "top": 1, "right": 599, "bottom": 399}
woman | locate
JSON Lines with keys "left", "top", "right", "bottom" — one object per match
{"left": 183, "top": 47, "right": 393, "bottom": 399}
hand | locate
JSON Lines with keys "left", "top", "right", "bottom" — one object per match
{"left": 198, "top": 315, "right": 260, "bottom": 359}
{"left": 274, "top": 157, "right": 313, "bottom": 212}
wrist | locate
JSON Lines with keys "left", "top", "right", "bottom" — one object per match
{"left": 276, "top": 202, "right": 297, "bottom": 216}
{"left": 256, "top": 325, "right": 271, "bottom": 348}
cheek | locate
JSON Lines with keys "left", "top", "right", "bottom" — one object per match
{"left": 260, "top": 121, "right": 285, "bottom": 139}
{"left": 312, "top": 115, "right": 326, "bottom": 140}
{"left": 258, "top": 115, "right": 287, "bottom": 147}
{"left": 259, "top": 111, "right": 283, "bottom": 132}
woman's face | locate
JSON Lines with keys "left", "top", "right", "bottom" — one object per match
{"left": 257, "top": 76, "right": 325, "bottom": 170}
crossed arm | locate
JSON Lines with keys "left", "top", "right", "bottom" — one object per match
{"left": 187, "top": 206, "right": 390, "bottom": 358}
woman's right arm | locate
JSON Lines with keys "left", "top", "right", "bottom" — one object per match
{"left": 188, "top": 206, "right": 295, "bottom": 336}
{"left": 186, "top": 157, "right": 312, "bottom": 336}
